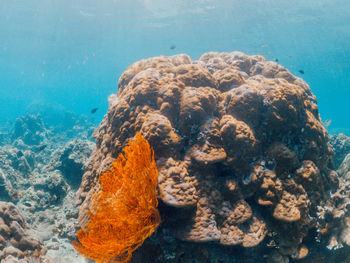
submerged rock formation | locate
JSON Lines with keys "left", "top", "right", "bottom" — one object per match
{"left": 76, "top": 52, "right": 339, "bottom": 262}
{"left": 0, "top": 202, "right": 52, "bottom": 262}
{"left": 0, "top": 112, "right": 96, "bottom": 262}
{"left": 329, "top": 133, "right": 350, "bottom": 169}
{"left": 319, "top": 153, "right": 350, "bottom": 251}
{"left": 11, "top": 114, "right": 46, "bottom": 146}
{"left": 51, "top": 139, "right": 95, "bottom": 189}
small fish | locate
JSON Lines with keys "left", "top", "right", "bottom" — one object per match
{"left": 298, "top": 69, "right": 304, "bottom": 74}
{"left": 274, "top": 58, "right": 279, "bottom": 62}
{"left": 170, "top": 45, "right": 176, "bottom": 50}
{"left": 319, "top": 228, "right": 328, "bottom": 235}
{"left": 319, "top": 223, "right": 328, "bottom": 235}
{"left": 266, "top": 239, "right": 278, "bottom": 248}
{"left": 91, "top": 107, "right": 98, "bottom": 114}
{"left": 37, "top": 145, "right": 47, "bottom": 151}
{"left": 267, "top": 231, "right": 278, "bottom": 237}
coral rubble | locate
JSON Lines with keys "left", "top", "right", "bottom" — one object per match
{"left": 76, "top": 52, "right": 340, "bottom": 262}
{"left": 0, "top": 201, "right": 52, "bottom": 262}
{"left": 0, "top": 110, "right": 95, "bottom": 262}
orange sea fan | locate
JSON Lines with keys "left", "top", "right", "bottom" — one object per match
{"left": 73, "top": 132, "right": 161, "bottom": 263}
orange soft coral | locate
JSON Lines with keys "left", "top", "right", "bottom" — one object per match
{"left": 73, "top": 132, "right": 161, "bottom": 263}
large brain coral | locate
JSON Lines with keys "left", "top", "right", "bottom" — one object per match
{"left": 76, "top": 52, "right": 337, "bottom": 261}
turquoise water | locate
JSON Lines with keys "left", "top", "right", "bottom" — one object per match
{"left": 1, "top": 0, "right": 349, "bottom": 134}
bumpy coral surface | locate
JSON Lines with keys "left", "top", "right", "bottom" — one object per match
{"left": 317, "top": 153, "right": 350, "bottom": 254}
{"left": 74, "top": 132, "right": 160, "bottom": 263}
{"left": 76, "top": 52, "right": 337, "bottom": 261}
{"left": 0, "top": 202, "right": 52, "bottom": 262}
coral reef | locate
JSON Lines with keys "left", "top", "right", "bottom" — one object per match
{"left": 76, "top": 52, "right": 338, "bottom": 262}
{"left": 51, "top": 139, "right": 95, "bottom": 188}
{"left": 25, "top": 101, "right": 96, "bottom": 138}
{"left": 329, "top": 133, "right": 350, "bottom": 168}
{"left": 73, "top": 132, "right": 160, "bottom": 263}
{"left": 0, "top": 201, "right": 52, "bottom": 262}
{"left": 11, "top": 114, "right": 46, "bottom": 145}
{"left": 338, "top": 154, "right": 350, "bottom": 180}
{"left": 317, "top": 153, "right": 350, "bottom": 251}
{"left": 0, "top": 112, "right": 95, "bottom": 262}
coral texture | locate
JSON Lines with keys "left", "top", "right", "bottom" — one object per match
{"left": 11, "top": 114, "right": 45, "bottom": 145}
{"left": 54, "top": 139, "right": 95, "bottom": 188}
{"left": 73, "top": 132, "right": 160, "bottom": 263}
{"left": 329, "top": 133, "right": 350, "bottom": 168}
{"left": 338, "top": 154, "right": 350, "bottom": 180}
{"left": 0, "top": 201, "right": 52, "bottom": 262}
{"left": 315, "top": 153, "right": 350, "bottom": 252}
{"left": 0, "top": 111, "right": 96, "bottom": 262}
{"left": 76, "top": 52, "right": 337, "bottom": 262}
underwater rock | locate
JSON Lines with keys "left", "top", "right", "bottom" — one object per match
{"left": 0, "top": 145, "right": 32, "bottom": 202}
{"left": 0, "top": 136, "right": 94, "bottom": 211}
{"left": 0, "top": 111, "right": 96, "bottom": 262}
{"left": 32, "top": 171, "right": 68, "bottom": 205}
{"left": 76, "top": 52, "right": 337, "bottom": 262}
{"left": 317, "top": 153, "right": 350, "bottom": 253}
{"left": 55, "top": 139, "right": 94, "bottom": 188}
{"left": 338, "top": 153, "right": 350, "bottom": 180}
{"left": 329, "top": 133, "right": 350, "bottom": 169}
{"left": 0, "top": 202, "right": 52, "bottom": 262}
{"left": 0, "top": 169, "right": 12, "bottom": 201}
{"left": 17, "top": 139, "right": 94, "bottom": 242}
{"left": 11, "top": 114, "right": 46, "bottom": 146}
{"left": 26, "top": 101, "right": 96, "bottom": 139}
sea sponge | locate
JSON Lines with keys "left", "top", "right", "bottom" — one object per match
{"left": 73, "top": 132, "right": 160, "bottom": 263}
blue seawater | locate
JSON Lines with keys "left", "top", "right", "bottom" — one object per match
{"left": 0, "top": 0, "right": 349, "bottom": 134}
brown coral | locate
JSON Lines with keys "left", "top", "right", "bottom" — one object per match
{"left": 73, "top": 132, "right": 160, "bottom": 263}
{"left": 76, "top": 52, "right": 337, "bottom": 261}
{"left": 0, "top": 202, "right": 50, "bottom": 262}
